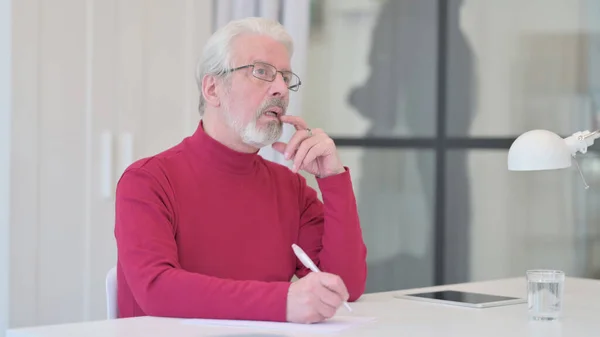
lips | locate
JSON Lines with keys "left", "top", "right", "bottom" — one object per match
{"left": 263, "top": 106, "right": 284, "bottom": 117}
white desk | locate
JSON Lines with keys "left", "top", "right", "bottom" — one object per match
{"left": 7, "top": 277, "right": 600, "bottom": 336}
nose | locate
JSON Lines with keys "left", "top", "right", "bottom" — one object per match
{"left": 269, "top": 73, "right": 289, "bottom": 98}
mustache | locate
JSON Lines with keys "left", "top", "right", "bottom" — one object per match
{"left": 257, "top": 98, "right": 288, "bottom": 116}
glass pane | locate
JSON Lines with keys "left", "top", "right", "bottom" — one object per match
{"left": 447, "top": 150, "right": 600, "bottom": 282}
{"left": 443, "top": 149, "right": 471, "bottom": 285}
{"left": 304, "top": 148, "right": 436, "bottom": 292}
{"left": 303, "top": 0, "right": 437, "bottom": 138}
{"left": 447, "top": 0, "right": 600, "bottom": 137}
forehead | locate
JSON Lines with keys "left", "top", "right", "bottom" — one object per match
{"left": 231, "top": 34, "right": 291, "bottom": 71}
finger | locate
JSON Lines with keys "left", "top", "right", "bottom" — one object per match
{"left": 308, "top": 312, "right": 328, "bottom": 324}
{"left": 271, "top": 141, "right": 287, "bottom": 154}
{"left": 312, "top": 291, "right": 337, "bottom": 321}
{"left": 315, "top": 302, "right": 336, "bottom": 321}
{"left": 314, "top": 283, "right": 344, "bottom": 309}
{"left": 319, "top": 274, "right": 350, "bottom": 302}
{"left": 279, "top": 115, "right": 308, "bottom": 130}
{"left": 292, "top": 136, "right": 322, "bottom": 171}
{"left": 299, "top": 141, "right": 327, "bottom": 171}
{"left": 284, "top": 130, "right": 313, "bottom": 160}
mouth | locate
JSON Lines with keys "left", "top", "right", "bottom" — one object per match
{"left": 263, "top": 107, "right": 284, "bottom": 118}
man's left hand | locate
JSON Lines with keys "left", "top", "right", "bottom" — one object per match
{"left": 272, "top": 116, "right": 345, "bottom": 178}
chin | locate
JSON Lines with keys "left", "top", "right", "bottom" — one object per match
{"left": 241, "top": 124, "right": 282, "bottom": 148}
{"left": 243, "top": 137, "right": 276, "bottom": 149}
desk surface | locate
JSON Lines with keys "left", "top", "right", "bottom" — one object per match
{"left": 7, "top": 277, "right": 600, "bottom": 337}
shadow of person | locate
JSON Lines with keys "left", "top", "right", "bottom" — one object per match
{"left": 347, "top": 0, "right": 474, "bottom": 292}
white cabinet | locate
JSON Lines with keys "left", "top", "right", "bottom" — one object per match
{"left": 1, "top": 1, "right": 12, "bottom": 336}
{"left": 10, "top": 0, "right": 212, "bottom": 328}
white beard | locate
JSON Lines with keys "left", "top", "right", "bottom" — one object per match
{"left": 223, "top": 104, "right": 283, "bottom": 148}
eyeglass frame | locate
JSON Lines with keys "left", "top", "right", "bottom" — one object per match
{"left": 224, "top": 61, "right": 302, "bottom": 92}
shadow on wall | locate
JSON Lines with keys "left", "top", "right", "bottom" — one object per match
{"left": 348, "top": 0, "right": 475, "bottom": 291}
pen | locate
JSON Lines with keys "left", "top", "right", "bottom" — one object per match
{"left": 291, "top": 243, "right": 353, "bottom": 312}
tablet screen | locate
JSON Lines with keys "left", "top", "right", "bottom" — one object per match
{"left": 404, "top": 290, "right": 520, "bottom": 304}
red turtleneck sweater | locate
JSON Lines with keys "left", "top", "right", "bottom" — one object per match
{"left": 114, "top": 121, "right": 367, "bottom": 321}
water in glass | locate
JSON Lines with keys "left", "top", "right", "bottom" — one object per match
{"left": 527, "top": 270, "right": 564, "bottom": 321}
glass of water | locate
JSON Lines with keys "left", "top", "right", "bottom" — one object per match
{"left": 526, "top": 269, "right": 565, "bottom": 321}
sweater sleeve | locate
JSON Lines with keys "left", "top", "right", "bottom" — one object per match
{"left": 295, "top": 167, "right": 367, "bottom": 301}
{"left": 114, "top": 166, "right": 291, "bottom": 321}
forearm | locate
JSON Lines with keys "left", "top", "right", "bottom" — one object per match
{"left": 121, "top": 259, "right": 291, "bottom": 320}
{"left": 297, "top": 168, "right": 367, "bottom": 301}
{"left": 317, "top": 169, "right": 367, "bottom": 300}
{"left": 318, "top": 234, "right": 367, "bottom": 302}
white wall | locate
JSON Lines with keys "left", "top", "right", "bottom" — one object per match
{"left": 1, "top": 0, "right": 12, "bottom": 335}
{"left": 9, "top": 0, "right": 211, "bottom": 328}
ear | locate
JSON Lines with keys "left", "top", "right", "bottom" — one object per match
{"left": 201, "top": 74, "right": 221, "bottom": 108}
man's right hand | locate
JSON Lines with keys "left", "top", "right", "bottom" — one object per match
{"left": 286, "top": 272, "right": 350, "bottom": 324}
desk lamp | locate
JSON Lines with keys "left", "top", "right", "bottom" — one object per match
{"left": 507, "top": 129, "right": 600, "bottom": 188}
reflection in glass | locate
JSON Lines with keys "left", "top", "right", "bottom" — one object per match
{"left": 450, "top": 150, "right": 600, "bottom": 281}
{"left": 448, "top": 0, "right": 598, "bottom": 137}
{"left": 303, "top": 0, "right": 438, "bottom": 138}
{"left": 347, "top": 0, "right": 437, "bottom": 138}
{"left": 338, "top": 148, "right": 435, "bottom": 292}
{"left": 445, "top": 0, "right": 476, "bottom": 138}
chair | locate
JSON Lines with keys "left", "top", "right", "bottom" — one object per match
{"left": 105, "top": 266, "right": 118, "bottom": 319}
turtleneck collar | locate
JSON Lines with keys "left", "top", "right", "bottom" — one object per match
{"left": 186, "top": 120, "right": 260, "bottom": 175}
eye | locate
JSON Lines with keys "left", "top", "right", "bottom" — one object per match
{"left": 282, "top": 73, "right": 292, "bottom": 84}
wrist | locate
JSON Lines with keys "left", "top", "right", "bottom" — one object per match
{"left": 318, "top": 166, "right": 346, "bottom": 178}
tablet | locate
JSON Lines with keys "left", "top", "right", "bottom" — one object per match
{"left": 394, "top": 290, "right": 526, "bottom": 308}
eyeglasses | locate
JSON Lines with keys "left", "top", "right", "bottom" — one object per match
{"left": 226, "top": 61, "right": 302, "bottom": 92}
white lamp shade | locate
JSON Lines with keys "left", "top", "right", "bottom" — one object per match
{"left": 508, "top": 129, "right": 572, "bottom": 171}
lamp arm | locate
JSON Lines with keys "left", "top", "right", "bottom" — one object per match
{"left": 564, "top": 129, "right": 600, "bottom": 155}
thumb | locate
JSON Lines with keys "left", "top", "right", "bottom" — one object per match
{"left": 271, "top": 141, "right": 287, "bottom": 154}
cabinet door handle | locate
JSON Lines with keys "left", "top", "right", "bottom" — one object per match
{"left": 100, "top": 131, "right": 113, "bottom": 199}
{"left": 119, "top": 132, "right": 134, "bottom": 176}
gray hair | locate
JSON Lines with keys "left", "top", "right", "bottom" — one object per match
{"left": 195, "top": 17, "right": 294, "bottom": 116}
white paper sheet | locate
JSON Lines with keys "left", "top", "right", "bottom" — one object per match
{"left": 181, "top": 316, "right": 376, "bottom": 334}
